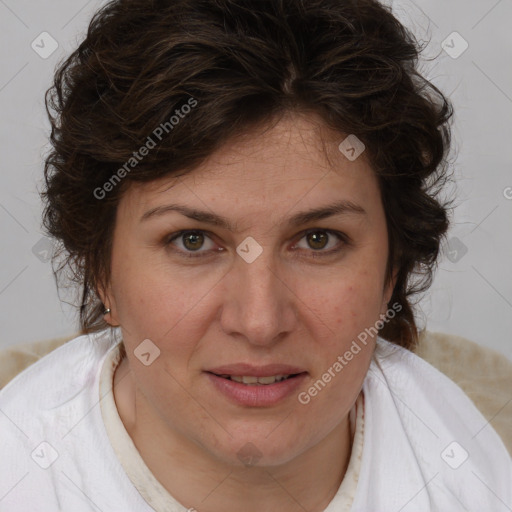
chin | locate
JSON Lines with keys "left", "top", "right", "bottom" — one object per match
{"left": 205, "top": 431, "right": 307, "bottom": 469}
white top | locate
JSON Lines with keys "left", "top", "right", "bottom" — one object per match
{"left": 0, "top": 327, "right": 510, "bottom": 511}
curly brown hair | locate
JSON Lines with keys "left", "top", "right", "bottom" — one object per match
{"left": 41, "top": 0, "right": 454, "bottom": 350}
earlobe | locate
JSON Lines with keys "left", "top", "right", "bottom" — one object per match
{"left": 96, "top": 286, "right": 109, "bottom": 313}
{"left": 382, "top": 265, "right": 399, "bottom": 314}
{"left": 96, "top": 281, "right": 118, "bottom": 325}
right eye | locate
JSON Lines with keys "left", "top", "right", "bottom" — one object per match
{"left": 165, "top": 230, "right": 221, "bottom": 258}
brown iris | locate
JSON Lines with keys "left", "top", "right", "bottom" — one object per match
{"left": 306, "top": 231, "right": 328, "bottom": 250}
{"left": 182, "top": 231, "right": 204, "bottom": 251}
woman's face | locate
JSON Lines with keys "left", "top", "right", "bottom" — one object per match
{"left": 103, "top": 112, "right": 395, "bottom": 467}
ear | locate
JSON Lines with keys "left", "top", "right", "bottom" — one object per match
{"left": 96, "top": 279, "right": 120, "bottom": 326}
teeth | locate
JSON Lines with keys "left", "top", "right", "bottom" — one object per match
{"left": 227, "top": 374, "right": 291, "bottom": 385}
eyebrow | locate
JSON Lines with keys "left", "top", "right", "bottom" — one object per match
{"left": 140, "top": 199, "right": 367, "bottom": 231}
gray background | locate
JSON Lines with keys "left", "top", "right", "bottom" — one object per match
{"left": 0, "top": 0, "right": 511, "bottom": 359}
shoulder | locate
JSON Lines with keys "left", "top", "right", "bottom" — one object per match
{"left": 359, "top": 336, "right": 512, "bottom": 509}
{"left": 0, "top": 328, "right": 120, "bottom": 453}
{"left": 369, "top": 335, "right": 505, "bottom": 435}
{"left": 0, "top": 328, "right": 118, "bottom": 412}
{"left": 374, "top": 332, "right": 512, "bottom": 453}
{"left": 0, "top": 328, "right": 136, "bottom": 510}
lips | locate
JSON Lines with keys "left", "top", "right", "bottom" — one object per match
{"left": 206, "top": 371, "right": 308, "bottom": 407}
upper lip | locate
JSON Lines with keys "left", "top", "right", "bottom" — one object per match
{"left": 206, "top": 363, "right": 307, "bottom": 377}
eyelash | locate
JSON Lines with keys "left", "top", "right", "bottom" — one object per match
{"left": 164, "top": 229, "right": 349, "bottom": 260}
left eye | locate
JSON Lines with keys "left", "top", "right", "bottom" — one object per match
{"left": 165, "top": 229, "right": 347, "bottom": 258}
{"left": 293, "top": 229, "right": 345, "bottom": 254}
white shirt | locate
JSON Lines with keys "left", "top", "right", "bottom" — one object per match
{"left": 0, "top": 327, "right": 510, "bottom": 511}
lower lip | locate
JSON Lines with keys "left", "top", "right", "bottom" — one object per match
{"left": 205, "top": 372, "right": 308, "bottom": 407}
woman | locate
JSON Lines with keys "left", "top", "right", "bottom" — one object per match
{"left": 0, "top": 0, "right": 510, "bottom": 510}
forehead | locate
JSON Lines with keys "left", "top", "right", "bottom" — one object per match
{"left": 118, "top": 112, "right": 379, "bottom": 221}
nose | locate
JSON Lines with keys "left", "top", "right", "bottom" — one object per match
{"left": 219, "top": 249, "right": 297, "bottom": 347}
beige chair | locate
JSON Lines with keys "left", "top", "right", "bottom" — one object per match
{"left": 1, "top": 330, "right": 511, "bottom": 455}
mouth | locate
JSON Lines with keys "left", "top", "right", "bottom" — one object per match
{"left": 209, "top": 372, "right": 306, "bottom": 385}
{"left": 205, "top": 370, "right": 308, "bottom": 407}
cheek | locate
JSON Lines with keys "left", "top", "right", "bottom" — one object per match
{"left": 294, "top": 270, "right": 382, "bottom": 418}
{"left": 299, "top": 264, "right": 387, "bottom": 339}
{"left": 110, "top": 243, "right": 217, "bottom": 338}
